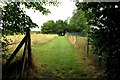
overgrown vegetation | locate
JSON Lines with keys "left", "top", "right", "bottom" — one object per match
{"left": 76, "top": 2, "right": 120, "bottom": 79}
{"left": 68, "top": 35, "right": 104, "bottom": 77}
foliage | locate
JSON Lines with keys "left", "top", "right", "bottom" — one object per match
{"left": 41, "top": 20, "right": 55, "bottom": 34}
{"left": 41, "top": 20, "right": 68, "bottom": 36}
{"left": 54, "top": 20, "right": 68, "bottom": 36}
{"left": 69, "top": 9, "right": 88, "bottom": 36}
{"left": 2, "top": 2, "right": 50, "bottom": 35}
{"left": 41, "top": 9, "right": 89, "bottom": 36}
{"left": 77, "top": 2, "right": 120, "bottom": 79}
{"left": 1, "top": 0, "right": 60, "bottom": 35}
{"left": 1, "top": 1, "right": 59, "bottom": 53}
{"left": 1, "top": 36, "right": 13, "bottom": 52}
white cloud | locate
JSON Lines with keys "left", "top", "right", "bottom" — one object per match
{"left": 24, "top": 0, "right": 83, "bottom": 31}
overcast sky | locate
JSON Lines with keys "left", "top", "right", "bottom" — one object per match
{"left": 24, "top": 0, "right": 83, "bottom": 31}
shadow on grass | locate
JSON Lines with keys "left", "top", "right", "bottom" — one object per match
{"left": 2, "top": 56, "right": 37, "bottom": 80}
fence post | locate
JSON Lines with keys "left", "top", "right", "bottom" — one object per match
{"left": 75, "top": 34, "right": 77, "bottom": 44}
{"left": 26, "top": 28, "right": 32, "bottom": 66}
{"left": 20, "top": 37, "right": 27, "bottom": 79}
{"left": 87, "top": 27, "right": 90, "bottom": 56}
{"left": 87, "top": 37, "right": 89, "bottom": 55}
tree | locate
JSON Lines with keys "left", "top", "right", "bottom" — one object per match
{"left": 1, "top": 2, "right": 50, "bottom": 35}
{"left": 1, "top": 1, "right": 60, "bottom": 79}
{"left": 1, "top": 1, "right": 59, "bottom": 52}
{"left": 69, "top": 9, "right": 88, "bottom": 36}
{"left": 1, "top": 1, "right": 59, "bottom": 35}
{"left": 54, "top": 20, "right": 67, "bottom": 36}
{"left": 41, "top": 20, "right": 55, "bottom": 34}
{"left": 77, "top": 2, "right": 120, "bottom": 79}
{"left": 1, "top": 2, "right": 50, "bottom": 53}
{"left": 41, "top": 20, "right": 68, "bottom": 36}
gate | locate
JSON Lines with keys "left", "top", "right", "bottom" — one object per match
{"left": 4, "top": 27, "right": 32, "bottom": 79}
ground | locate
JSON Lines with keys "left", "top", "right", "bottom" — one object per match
{"left": 32, "top": 36, "right": 103, "bottom": 79}
{"left": 2, "top": 34, "right": 103, "bottom": 79}
{"left": 33, "top": 36, "right": 85, "bottom": 78}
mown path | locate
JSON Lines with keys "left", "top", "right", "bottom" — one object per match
{"left": 33, "top": 36, "right": 86, "bottom": 78}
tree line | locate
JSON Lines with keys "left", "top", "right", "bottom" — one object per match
{"left": 41, "top": 9, "right": 88, "bottom": 36}
{"left": 41, "top": 20, "right": 67, "bottom": 36}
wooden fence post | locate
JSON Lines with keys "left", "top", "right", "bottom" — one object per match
{"left": 20, "top": 36, "right": 28, "bottom": 79}
{"left": 87, "top": 27, "right": 90, "bottom": 56}
{"left": 26, "top": 28, "right": 32, "bottom": 66}
{"left": 87, "top": 37, "right": 89, "bottom": 55}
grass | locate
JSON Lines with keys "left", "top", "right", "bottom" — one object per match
{"left": 67, "top": 35, "right": 104, "bottom": 78}
{"left": 2, "top": 34, "right": 103, "bottom": 79}
{"left": 2, "top": 34, "right": 58, "bottom": 79}
{"left": 5, "top": 34, "right": 57, "bottom": 55}
{"left": 32, "top": 36, "right": 86, "bottom": 78}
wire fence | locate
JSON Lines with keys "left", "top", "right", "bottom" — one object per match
{"left": 66, "top": 32, "right": 89, "bottom": 55}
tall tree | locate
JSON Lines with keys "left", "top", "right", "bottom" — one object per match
{"left": 69, "top": 9, "right": 88, "bottom": 36}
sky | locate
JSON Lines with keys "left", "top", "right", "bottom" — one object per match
{"left": 24, "top": 0, "right": 83, "bottom": 31}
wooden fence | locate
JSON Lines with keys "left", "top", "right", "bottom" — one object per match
{"left": 4, "top": 27, "right": 32, "bottom": 79}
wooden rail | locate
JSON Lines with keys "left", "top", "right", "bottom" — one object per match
{"left": 4, "top": 28, "right": 32, "bottom": 79}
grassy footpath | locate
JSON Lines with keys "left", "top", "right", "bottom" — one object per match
{"left": 33, "top": 36, "right": 86, "bottom": 78}
{"left": 2, "top": 35, "right": 103, "bottom": 79}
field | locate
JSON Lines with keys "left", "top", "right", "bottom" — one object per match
{"left": 6, "top": 34, "right": 58, "bottom": 54}
{"left": 3, "top": 34, "right": 103, "bottom": 79}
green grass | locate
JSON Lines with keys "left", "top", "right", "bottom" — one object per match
{"left": 32, "top": 36, "right": 86, "bottom": 78}
{"left": 67, "top": 36, "right": 104, "bottom": 78}
{"left": 2, "top": 34, "right": 103, "bottom": 79}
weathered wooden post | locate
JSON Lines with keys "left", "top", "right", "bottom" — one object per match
{"left": 20, "top": 35, "right": 28, "bottom": 79}
{"left": 87, "top": 37, "right": 89, "bottom": 55}
{"left": 20, "top": 27, "right": 32, "bottom": 79}
{"left": 26, "top": 27, "right": 32, "bottom": 66}
{"left": 87, "top": 26, "right": 90, "bottom": 56}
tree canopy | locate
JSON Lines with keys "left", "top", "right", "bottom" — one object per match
{"left": 41, "top": 10, "right": 89, "bottom": 37}
{"left": 41, "top": 20, "right": 55, "bottom": 34}
{"left": 69, "top": 9, "right": 89, "bottom": 36}
{"left": 41, "top": 20, "right": 68, "bottom": 36}
{"left": 54, "top": 20, "right": 67, "bottom": 36}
